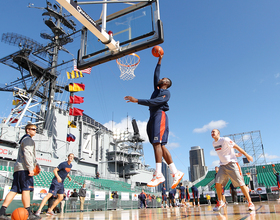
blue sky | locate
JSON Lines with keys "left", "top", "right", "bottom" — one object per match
{"left": 1, "top": 0, "right": 280, "bottom": 181}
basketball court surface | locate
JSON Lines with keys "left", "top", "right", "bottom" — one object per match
{"left": 38, "top": 201, "right": 280, "bottom": 220}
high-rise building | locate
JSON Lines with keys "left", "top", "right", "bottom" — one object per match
{"left": 189, "top": 146, "right": 207, "bottom": 182}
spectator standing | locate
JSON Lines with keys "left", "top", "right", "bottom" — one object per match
{"left": 60, "top": 193, "right": 66, "bottom": 213}
{"left": 70, "top": 189, "right": 78, "bottom": 211}
{"left": 113, "top": 191, "right": 119, "bottom": 210}
{"left": 206, "top": 194, "right": 211, "bottom": 205}
{"left": 96, "top": 172, "right": 100, "bottom": 179}
{"left": 230, "top": 183, "right": 238, "bottom": 204}
{"left": 79, "top": 184, "right": 87, "bottom": 212}
{"left": 139, "top": 190, "right": 146, "bottom": 209}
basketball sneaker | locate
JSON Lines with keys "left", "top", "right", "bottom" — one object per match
{"left": 46, "top": 211, "right": 56, "bottom": 216}
{"left": 171, "top": 171, "right": 184, "bottom": 189}
{"left": 35, "top": 210, "right": 41, "bottom": 217}
{"left": 147, "top": 172, "right": 165, "bottom": 187}
{"left": 0, "top": 215, "right": 9, "bottom": 220}
{"left": 213, "top": 200, "right": 225, "bottom": 211}
{"left": 29, "top": 213, "right": 42, "bottom": 220}
{"left": 248, "top": 202, "right": 255, "bottom": 211}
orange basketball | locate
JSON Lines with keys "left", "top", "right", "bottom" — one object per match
{"left": 262, "top": 166, "right": 265, "bottom": 169}
{"left": 272, "top": 164, "right": 275, "bottom": 167}
{"left": 11, "top": 207, "right": 28, "bottom": 220}
{"left": 152, "top": 46, "right": 164, "bottom": 57}
{"left": 33, "top": 164, "right": 41, "bottom": 176}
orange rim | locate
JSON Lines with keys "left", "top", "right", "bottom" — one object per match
{"left": 116, "top": 53, "right": 140, "bottom": 67}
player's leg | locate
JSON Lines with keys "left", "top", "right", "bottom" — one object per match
{"left": 213, "top": 166, "right": 228, "bottom": 211}
{"left": 36, "top": 193, "right": 53, "bottom": 215}
{"left": 228, "top": 162, "right": 255, "bottom": 211}
{"left": 49, "top": 194, "right": 64, "bottom": 213}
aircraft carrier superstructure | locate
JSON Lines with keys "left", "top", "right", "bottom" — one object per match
{"left": 0, "top": 1, "right": 153, "bottom": 190}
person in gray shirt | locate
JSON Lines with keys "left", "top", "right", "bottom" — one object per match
{"left": 79, "top": 184, "right": 87, "bottom": 212}
{"left": 0, "top": 124, "right": 40, "bottom": 220}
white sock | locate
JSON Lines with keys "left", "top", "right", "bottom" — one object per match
{"left": 169, "top": 163, "right": 178, "bottom": 174}
{"left": 156, "top": 163, "right": 162, "bottom": 175}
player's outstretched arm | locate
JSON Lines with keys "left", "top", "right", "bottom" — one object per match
{"left": 272, "top": 167, "right": 276, "bottom": 174}
{"left": 233, "top": 144, "right": 253, "bottom": 162}
{"left": 124, "top": 96, "right": 138, "bottom": 103}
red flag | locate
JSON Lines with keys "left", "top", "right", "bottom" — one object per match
{"left": 9, "top": 118, "right": 19, "bottom": 123}
{"left": 74, "top": 65, "right": 92, "bottom": 74}
{"left": 69, "top": 95, "right": 84, "bottom": 104}
{"left": 67, "top": 133, "right": 76, "bottom": 142}
{"left": 69, "top": 107, "right": 84, "bottom": 116}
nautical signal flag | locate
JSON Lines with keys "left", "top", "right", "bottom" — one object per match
{"left": 67, "top": 70, "right": 84, "bottom": 79}
{"left": 74, "top": 65, "right": 92, "bottom": 75}
{"left": 67, "top": 133, "right": 76, "bottom": 142}
{"left": 69, "top": 107, "right": 84, "bottom": 116}
{"left": 66, "top": 83, "right": 85, "bottom": 92}
{"left": 12, "top": 99, "right": 20, "bottom": 105}
{"left": 9, "top": 118, "right": 19, "bottom": 123}
{"left": 68, "top": 121, "right": 77, "bottom": 128}
{"left": 69, "top": 95, "right": 84, "bottom": 104}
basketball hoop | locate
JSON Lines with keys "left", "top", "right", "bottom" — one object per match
{"left": 116, "top": 53, "right": 140, "bottom": 80}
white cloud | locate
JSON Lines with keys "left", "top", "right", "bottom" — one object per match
{"left": 275, "top": 73, "right": 280, "bottom": 78}
{"left": 210, "top": 149, "right": 217, "bottom": 156}
{"left": 260, "top": 153, "right": 279, "bottom": 160}
{"left": 193, "top": 120, "right": 228, "bottom": 133}
{"left": 103, "top": 117, "right": 149, "bottom": 142}
{"left": 166, "top": 142, "right": 180, "bottom": 149}
{"left": 210, "top": 160, "right": 220, "bottom": 167}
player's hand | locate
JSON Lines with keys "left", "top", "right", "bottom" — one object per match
{"left": 247, "top": 155, "right": 253, "bottom": 162}
{"left": 124, "top": 96, "right": 138, "bottom": 103}
{"left": 57, "top": 176, "right": 62, "bottom": 183}
{"left": 29, "top": 171, "right": 34, "bottom": 176}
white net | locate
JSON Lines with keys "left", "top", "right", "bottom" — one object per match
{"left": 116, "top": 53, "right": 140, "bottom": 80}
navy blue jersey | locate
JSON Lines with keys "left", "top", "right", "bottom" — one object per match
{"left": 52, "top": 161, "right": 72, "bottom": 183}
{"left": 191, "top": 186, "right": 198, "bottom": 192}
{"left": 162, "top": 186, "right": 166, "bottom": 195}
{"left": 169, "top": 189, "right": 176, "bottom": 198}
{"left": 138, "top": 64, "right": 170, "bottom": 114}
{"left": 275, "top": 173, "right": 280, "bottom": 183}
{"left": 179, "top": 186, "right": 185, "bottom": 193}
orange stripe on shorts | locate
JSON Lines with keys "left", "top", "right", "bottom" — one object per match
{"left": 160, "top": 111, "right": 166, "bottom": 142}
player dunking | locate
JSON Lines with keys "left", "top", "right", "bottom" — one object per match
{"left": 124, "top": 55, "right": 183, "bottom": 188}
{"left": 211, "top": 129, "right": 255, "bottom": 211}
{"left": 35, "top": 153, "right": 74, "bottom": 216}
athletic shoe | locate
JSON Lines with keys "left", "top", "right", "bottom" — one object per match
{"left": 234, "top": 202, "right": 239, "bottom": 205}
{"left": 29, "top": 213, "right": 42, "bottom": 220}
{"left": 171, "top": 171, "right": 184, "bottom": 189}
{"left": 277, "top": 198, "right": 280, "bottom": 201}
{"left": 161, "top": 205, "right": 164, "bottom": 208}
{"left": 46, "top": 211, "right": 56, "bottom": 216}
{"left": 213, "top": 201, "right": 225, "bottom": 211}
{"left": 248, "top": 202, "right": 255, "bottom": 211}
{"left": 147, "top": 172, "right": 165, "bottom": 187}
{"left": 35, "top": 210, "right": 41, "bottom": 217}
{"left": 0, "top": 215, "right": 9, "bottom": 220}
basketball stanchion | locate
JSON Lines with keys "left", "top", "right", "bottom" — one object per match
{"left": 116, "top": 53, "right": 140, "bottom": 80}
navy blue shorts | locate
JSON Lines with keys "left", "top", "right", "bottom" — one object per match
{"left": 162, "top": 195, "right": 167, "bottom": 201}
{"left": 180, "top": 193, "right": 185, "bottom": 200}
{"left": 49, "top": 181, "right": 64, "bottom": 196}
{"left": 147, "top": 111, "right": 169, "bottom": 145}
{"left": 192, "top": 190, "right": 199, "bottom": 198}
{"left": 10, "top": 171, "right": 34, "bottom": 193}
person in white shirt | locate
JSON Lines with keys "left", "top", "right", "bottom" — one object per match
{"left": 211, "top": 129, "right": 255, "bottom": 212}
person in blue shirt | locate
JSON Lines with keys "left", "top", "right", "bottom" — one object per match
{"left": 272, "top": 167, "right": 280, "bottom": 201}
{"left": 139, "top": 190, "right": 147, "bottom": 209}
{"left": 161, "top": 183, "right": 167, "bottom": 208}
{"left": 35, "top": 153, "right": 74, "bottom": 216}
{"left": 178, "top": 183, "right": 186, "bottom": 206}
{"left": 191, "top": 185, "right": 200, "bottom": 207}
{"left": 168, "top": 189, "right": 177, "bottom": 207}
{"left": 125, "top": 55, "right": 184, "bottom": 189}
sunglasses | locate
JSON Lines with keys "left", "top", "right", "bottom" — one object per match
{"left": 29, "top": 128, "right": 37, "bottom": 131}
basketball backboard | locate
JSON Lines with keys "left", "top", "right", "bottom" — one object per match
{"left": 56, "top": 0, "right": 163, "bottom": 69}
